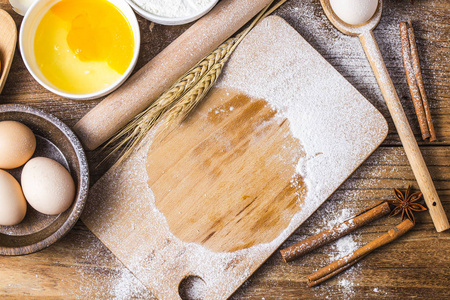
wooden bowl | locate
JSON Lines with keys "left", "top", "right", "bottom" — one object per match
{"left": 0, "top": 104, "right": 89, "bottom": 255}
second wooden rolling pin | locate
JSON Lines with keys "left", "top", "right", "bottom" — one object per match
{"left": 73, "top": 0, "right": 273, "bottom": 150}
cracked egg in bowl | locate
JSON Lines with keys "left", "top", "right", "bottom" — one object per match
{"left": 19, "top": 0, "right": 140, "bottom": 100}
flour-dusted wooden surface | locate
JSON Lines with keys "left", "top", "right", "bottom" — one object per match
{"left": 81, "top": 16, "right": 387, "bottom": 299}
{"left": 0, "top": 0, "right": 449, "bottom": 299}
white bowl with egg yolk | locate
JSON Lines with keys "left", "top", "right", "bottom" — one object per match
{"left": 19, "top": 0, "right": 140, "bottom": 100}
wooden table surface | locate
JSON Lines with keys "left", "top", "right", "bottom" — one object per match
{"left": 1, "top": 0, "right": 449, "bottom": 299}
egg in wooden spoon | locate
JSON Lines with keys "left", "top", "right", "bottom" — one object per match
{"left": 320, "top": 0, "right": 450, "bottom": 232}
{"left": 329, "top": 0, "right": 378, "bottom": 25}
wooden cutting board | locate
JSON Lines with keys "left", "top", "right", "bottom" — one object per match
{"left": 82, "top": 16, "right": 388, "bottom": 299}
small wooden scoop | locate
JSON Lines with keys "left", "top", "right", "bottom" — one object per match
{"left": 0, "top": 9, "right": 17, "bottom": 95}
{"left": 320, "top": 0, "right": 449, "bottom": 232}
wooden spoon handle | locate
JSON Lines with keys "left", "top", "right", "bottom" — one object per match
{"left": 0, "top": 9, "right": 17, "bottom": 95}
{"left": 359, "top": 31, "right": 449, "bottom": 232}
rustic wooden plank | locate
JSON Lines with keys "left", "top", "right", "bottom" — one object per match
{"left": 276, "top": 0, "right": 450, "bottom": 146}
{"left": 0, "top": 0, "right": 449, "bottom": 299}
{"left": 81, "top": 16, "right": 389, "bottom": 298}
{"left": 1, "top": 146, "right": 449, "bottom": 299}
{"left": 0, "top": 223, "right": 155, "bottom": 299}
{"left": 234, "top": 146, "right": 450, "bottom": 299}
{"left": 0, "top": 0, "right": 449, "bottom": 146}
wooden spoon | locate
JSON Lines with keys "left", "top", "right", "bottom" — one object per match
{"left": 0, "top": 9, "right": 17, "bottom": 94}
{"left": 320, "top": 0, "right": 449, "bottom": 232}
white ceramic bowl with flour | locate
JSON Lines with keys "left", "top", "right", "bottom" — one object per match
{"left": 127, "top": 0, "right": 219, "bottom": 25}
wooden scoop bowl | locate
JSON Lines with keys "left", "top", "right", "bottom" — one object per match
{"left": 0, "top": 9, "right": 16, "bottom": 94}
{"left": 320, "top": 0, "right": 449, "bottom": 232}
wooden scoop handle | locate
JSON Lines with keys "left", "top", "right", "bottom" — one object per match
{"left": 359, "top": 31, "right": 449, "bottom": 232}
{"left": 0, "top": 9, "right": 17, "bottom": 95}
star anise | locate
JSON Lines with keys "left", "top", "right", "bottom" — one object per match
{"left": 387, "top": 186, "right": 427, "bottom": 224}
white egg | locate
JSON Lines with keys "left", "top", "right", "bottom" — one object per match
{"left": 0, "top": 121, "right": 36, "bottom": 169}
{"left": 0, "top": 169, "right": 27, "bottom": 226}
{"left": 9, "top": 0, "right": 36, "bottom": 16}
{"left": 21, "top": 157, "right": 75, "bottom": 215}
{"left": 330, "top": 0, "right": 378, "bottom": 26}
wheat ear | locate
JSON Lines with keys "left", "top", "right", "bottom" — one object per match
{"left": 105, "top": 0, "right": 288, "bottom": 165}
{"left": 153, "top": 3, "right": 275, "bottom": 140}
{"left": 101, "top": 35, "right": 242, "bottom": 163}
{"left": 154, "top": 0, "right": 290, "bottom": 134}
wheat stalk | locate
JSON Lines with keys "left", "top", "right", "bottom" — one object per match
{"left": 105, "top": 0, "right": 288, "bottom": 165}
{"left": 101, "top": 35, "right": 242, "bottom": 163}
{"left": 156, "top": 61, "right": 226, "bottom": 142}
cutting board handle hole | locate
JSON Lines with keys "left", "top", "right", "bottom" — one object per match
{"left": 178, "top": 275, "right": 207, "bottom": 300}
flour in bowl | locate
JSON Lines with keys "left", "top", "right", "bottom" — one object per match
{"left": 132, "top": 0, "right": 215, "bottom": 18}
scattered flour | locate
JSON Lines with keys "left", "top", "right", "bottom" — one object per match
{"left": 218, "top": 16, "right": 387, "bottom": 208}
{"left": 131, "top": 0, "right": 215, "bottom": 18}
{"left": 338, "top": 277, "right": 356, "bottom": 298}
{"left": 82, "top": 3, "right": 388, "bottom": 299}
{"left": 73, "top": 237, "right": 153, "bottom": 299}
{"left": 288, "top": 198, "right": 363, "bottom": 298}
{"left": 330, "top": 235, "right": 360, "bottom": 261}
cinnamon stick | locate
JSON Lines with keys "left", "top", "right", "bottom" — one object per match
{"left": 400, "top": 22, "right": 430, "bottom": 140}
{"left": 280, "top": 202, "right": 391, "bottom": 263}
{"left": 307, "top": 219, "right": 415, "bottom": 287}
{"left": 407, "top": 20, "right": 437, "bottom": 141}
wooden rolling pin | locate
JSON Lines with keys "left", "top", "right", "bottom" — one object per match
{"left": 74, "top": 0, "right": 273, "bottom": 150}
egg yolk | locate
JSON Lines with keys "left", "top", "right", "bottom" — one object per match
{"left": 34, "top": 0, "right": 134, "bottom": 95}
